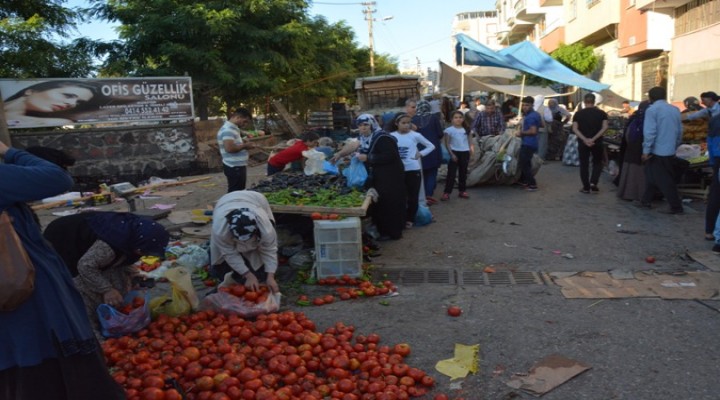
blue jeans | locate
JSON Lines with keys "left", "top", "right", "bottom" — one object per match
{"left": 519, "top": 145, "right": 537, "bottom": 186}
{"left": 267, "top": 163, "right": 284, "bottom": 176}
{"left": 423, "top": 167, "right": 438, "bottom": 197}
{"left": 223, "top": 164, "right": 247, "bottom": 192}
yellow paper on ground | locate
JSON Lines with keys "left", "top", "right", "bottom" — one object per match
{"left": 435, "top": 343, "right": 480, "bottom": 380}
{"left": 140, "top": 256, "right": 160, "bottom": 265}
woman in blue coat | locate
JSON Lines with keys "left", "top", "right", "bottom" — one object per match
{"left": 0, "top": 141, "right": 125, "bottom": 399}
{"left": 412, "top": 100, "right": 445, "bottom": 203}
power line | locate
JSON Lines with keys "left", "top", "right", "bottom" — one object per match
{"left": 313, "top": 1, "right": 365, "bottom": 5}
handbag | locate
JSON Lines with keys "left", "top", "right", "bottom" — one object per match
{"left": 0, "top": 211, "right": 36, "bottom": 312}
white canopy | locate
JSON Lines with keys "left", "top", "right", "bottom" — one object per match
{"left": 437, "top": 61, "right": 572, "bottom": 98}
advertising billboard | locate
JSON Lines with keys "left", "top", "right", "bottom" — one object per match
{"left": 0, "top": 77, "right": 195, "bottom": 129}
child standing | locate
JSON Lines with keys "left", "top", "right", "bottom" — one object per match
{"left": 390, "top": 113, "right": 436, "bottom": 228}
{"left": 442, "top": 111, "right": 474, "bottom": 200}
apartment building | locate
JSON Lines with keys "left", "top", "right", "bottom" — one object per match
{"left": 496, "top": 0, "right": 718, "bottom": 102}
{"left": 452, "top": 10, "right": 501, "bottom": 50}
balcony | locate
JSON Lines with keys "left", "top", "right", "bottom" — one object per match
{"left": 635, "top": 0, "right": 695, "bottom": 11}
{"left": 514, "top": 0, "right": 546, "bottom": 21}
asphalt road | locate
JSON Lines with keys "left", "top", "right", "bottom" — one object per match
{"left": 36, "top": 160, "right": 720, "bottom": 399}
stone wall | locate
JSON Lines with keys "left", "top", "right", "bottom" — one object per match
{"left": 10, "top": 120, "right": 280, "bottom": 189}
{"left": 10, "top": 122, "right": 198, "bottom": 187}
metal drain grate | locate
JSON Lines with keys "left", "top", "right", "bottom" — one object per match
{"left": 371, "top": 269, "right": 455, "bottom": 285}
{"left": 372, "top": 268, "right": 544, "bottom": 286}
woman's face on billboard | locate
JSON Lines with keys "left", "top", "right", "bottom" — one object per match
{"left": 24, "top": 86, "right": 94, "bottom": 113}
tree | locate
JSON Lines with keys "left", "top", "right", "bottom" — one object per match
{"left": 90, "top": 0, "right": 400, "bottom": 119}
{"left": 552, "top": 42, "right": 599, "bottom": 75}
{"left": 0, "top": 0, "right": 97, "bottom": 78}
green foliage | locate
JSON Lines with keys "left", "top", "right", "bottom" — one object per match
{"left": 1, "top": 0, "right": 401, "bottom": 117}
{"left": 0, "top": 1, "right": 97, "bottom": 78}
{"left": 551, "top": 42, "right": 599, "bottom": 75}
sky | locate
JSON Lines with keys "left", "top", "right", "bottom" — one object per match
{"left": 66, "top": 0, "right": 497, "bottom": 72}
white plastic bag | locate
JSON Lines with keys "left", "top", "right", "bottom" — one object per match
{"left": 676, "top": 144, "right": 701, "bottom": 160}
{"left": 303, "top": 149, "right": 326, "bottom": 175}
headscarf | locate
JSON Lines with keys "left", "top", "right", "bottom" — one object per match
{"left": 225, "top": 208, "right": 260, "bottom": 241}
{"left": 548, "top": 98, "right": 560, "bottom": 114}
{"left": 415, "top": 100, "right": 433, "bottom": 117}
{"left": 86, "top": 212, "right": 169, "bottom": 262}
{"left": 533, "top": 95, "right": 545, "bottom": 111}
{"left": 627, "top": 100, "right": 650, "bottom": 143}
{"left": 356, "top": 113, "right": 382, "bottom": 153}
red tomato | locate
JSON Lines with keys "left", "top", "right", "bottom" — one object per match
{"left": 140, "top": 387, "right": 165, "bottom": 400}
{"left": 447, "top": 305, "right": 462, "bottom": 317}
{"left": 393, "top": 343, "right": 411, "bottom": 357}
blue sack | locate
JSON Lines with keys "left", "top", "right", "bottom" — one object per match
{"left": 414, "top": 204, "right": 433, "bottom": 226}
{"left": 441, "top": 143, "right": 451, "bottom": 164}
{"left": 342, "top": 156, "right": 368, "bottom": 189}
{"left": 97, "top": 290, "right": 151, "bottom": 338}
{"left": 323, "top": 160, "right": 339, "bottom": 175}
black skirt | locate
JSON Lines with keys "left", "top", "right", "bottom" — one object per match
{"left": 0, "top": 347, "right": 126, "bottom": 400}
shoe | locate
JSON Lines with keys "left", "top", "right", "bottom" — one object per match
{"left": 713, "top": 244, "right": 720, "bottom": 254}
{"left": 579, "top": 187, "right": 590, "bottom": 194}
{"left": 458, "top": 192, "right": 469, "bottom": 199}
{"left": 426, "top": 196, "right": 438, "bottom": 205}
{"left": 658, "top": 208, "right": 684, "bottom": 215}
{"left": 634, "top": 202, "right": 651, "bottom": 209}
{"left": 590, "top": 185, "right": 599, "bottom": 193}
{"left": 441, "top": 193, "right": 450, "bottom": 201}
{"left": 705, "top": 234, "right": 715, "bottom": 241}
{"left": 405, "top": 221, "right": 414, "bottom": 229}
{"left": 526, "top": 185, "right": 538, "bottom": 192}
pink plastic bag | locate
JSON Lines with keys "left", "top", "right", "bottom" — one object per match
{"left": 201, "top": 291, "right": 281, "bottom": 318}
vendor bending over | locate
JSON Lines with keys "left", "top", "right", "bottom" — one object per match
{"left": 267, "top": 131, "right": 320, "bottom": 175}
{"left": 43, "top": 212, "right": 169, "bottom": 326}
{"left": 210, "top": 190, "right": 280, "bottom": 293}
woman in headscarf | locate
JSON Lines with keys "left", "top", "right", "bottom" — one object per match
{"left": 44, "top": 212, "right": 170, "bottom": 326}
{"left": 412, "top": 100, "right": 445, "bottom": 204}
{"left": 616, "top": 101, "right": 650, "bottom": 201}
{"left": 355, "top": 113, "right": 406, "bottom": 240}
{"left": 545, "top": 99, "right": 572, "bottom": 161}
{"left": 210, "top": 190, "right": 280, "bottom": 292}
{"left": 0, "top": 142, "right": 126, "bottom": 399}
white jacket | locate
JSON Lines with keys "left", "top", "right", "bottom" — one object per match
{"left": 210, "top": 191, "right": 278, "bottom": 275}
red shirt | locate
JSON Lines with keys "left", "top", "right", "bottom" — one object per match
{"left": 268, "top": 141, "right": 309, "bottom": 168}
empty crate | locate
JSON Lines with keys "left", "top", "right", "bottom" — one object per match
{"left": 314, "top": 217, "right": 362, "bottom": 278}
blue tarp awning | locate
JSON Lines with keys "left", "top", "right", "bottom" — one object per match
{"left": 455, "top": 34, "right": 610, "bottom": 93}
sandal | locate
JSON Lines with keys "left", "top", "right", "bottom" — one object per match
{"left": 405, "top": 222, "right": 414, "bottom": 229}
{"left": 705, "top": 234, "right": 715, "bottom": 241}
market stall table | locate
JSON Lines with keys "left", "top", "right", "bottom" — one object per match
{"left": 269, "top": 192, "right": 373, "bottom": 217}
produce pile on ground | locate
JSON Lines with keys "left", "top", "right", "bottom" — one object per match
{"left": 103, "top": 309, "right": 447, "bottom": 400}
{"left": 253, "top": 172, "right": 365, "bottom": 208}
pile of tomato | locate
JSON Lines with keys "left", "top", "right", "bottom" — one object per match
{"left": 117, "top": 296, "right": 146, "bottom": 315}
{"left": 218, "top": 285, "right": 273, "bottom": 304}
{"left": 299, "top": 277, "right": 397, "bottom": 306}
{"left": 103, "top": 310, "right": 450, "bottom": 400}
{"left": 310, "top": 212, "right": 341, "bottom": 220}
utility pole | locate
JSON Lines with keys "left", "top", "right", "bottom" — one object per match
{"left": 362, "top": 2, "right": 377, "bottom": 76}
{"left": 0, "top": 91, "right": 11, "bottom": 146}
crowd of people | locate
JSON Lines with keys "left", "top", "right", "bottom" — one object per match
{"left": 3, "top": 83, "right": 719, "bottom": 398}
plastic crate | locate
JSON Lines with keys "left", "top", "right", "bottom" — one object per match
{"left": 313, "top": 217, "right": 362, "bottom": 278}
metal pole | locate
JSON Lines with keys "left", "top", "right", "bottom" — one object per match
{"left": 0, "top": 90, "right": 11, "bottom": 146}
{"left": 362, "top": 2, "right": 377, "bottom": 76}
{"left": 460, "top": 47, "right": 465, "bottom": 101}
